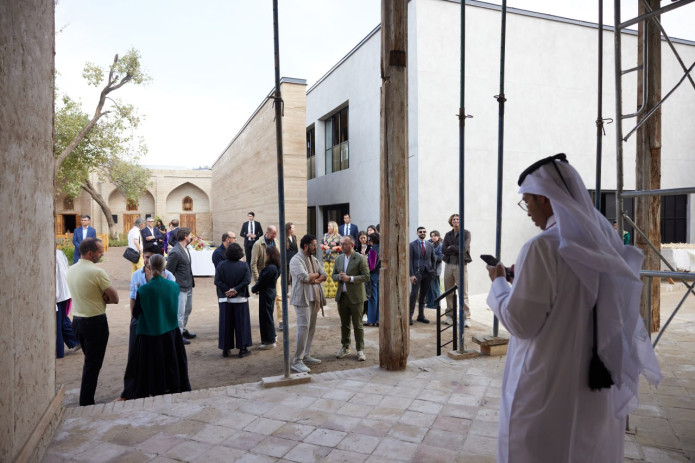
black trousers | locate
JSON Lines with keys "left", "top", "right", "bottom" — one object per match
{"left": 120, "top": 317, "right": 138, "bottom": 399}
{"left": 244, "top": 240, "right": 254, "bottom": 264}
{"left": 72, "top": 314, "right": 109, "bottom": 406}
{"left": 409, "top": 271, "right": 433, "bottom": 320}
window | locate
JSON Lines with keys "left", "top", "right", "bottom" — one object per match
{"left": 589, "top": 190, "right": 635, "bottom": 244}
{"left": 325, "top": 107, "right": 348, "bottom": 174}
{"left": 183, "top": 196, "right": 193, "bottom": 211}
{"left": 322, "top": 203, "right": 350, "bottom": 234}
{"left": 307, "top": 127, "right": 316, "bottom": 179}
{"left": 63, "top": 197, "right": 74, "bottom": 210}
{"left": 661, "top": 195, "right": 687, "bottom": 243}
{"left": 307, "top": 206, "right": 317, "bottom": 237}
{"left": 126, "top": 199, "right": 138, "bottom": 211}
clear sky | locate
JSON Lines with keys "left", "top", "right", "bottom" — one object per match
{"left": 55, "top": 0, "right": 694, "bottom": 169}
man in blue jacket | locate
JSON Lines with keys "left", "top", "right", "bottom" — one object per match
{"left": 72, "top": 215, "right": 97, "bottom": 263}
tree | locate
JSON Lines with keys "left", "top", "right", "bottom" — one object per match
{"left": 54, "top": 49, "right": 152, "bottom": 239}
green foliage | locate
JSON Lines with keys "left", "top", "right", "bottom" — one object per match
{"left": 54, "top": 49, "right": 152, "bottom": 201}
{"left": 57, "top": 245, "right": 74, "bottom": 265}
{"left": 109, "top": 236, "right": 129, "bottom": 247}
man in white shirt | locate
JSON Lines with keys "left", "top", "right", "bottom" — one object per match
{"left": 340, "top": 213, "right": 359, "bottom": 244}
{"left": 127, "top": 218, "right": 146, "bottom": 273}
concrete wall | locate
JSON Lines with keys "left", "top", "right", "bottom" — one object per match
{"left": 306, "top": 0, "right": 695, "bottom": 295}
{"left": 212, "top": 79, "right": 308, "bottom": 244}
{"left": 0, "top": 1, "right": 64, "bottom": 460}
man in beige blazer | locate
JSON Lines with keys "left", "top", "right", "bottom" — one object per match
{"left": 332, "top": 235, "right": 370, "bottom": 361}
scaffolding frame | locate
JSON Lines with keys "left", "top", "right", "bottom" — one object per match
{"left": 613, "top": 0, "right": 695, "bottom": 347}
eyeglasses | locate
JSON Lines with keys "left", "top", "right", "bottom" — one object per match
{"left": 518, "top": 199, "right": 529, "bottom": 212}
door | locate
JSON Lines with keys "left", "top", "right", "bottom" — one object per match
{"left": 123, "top": 214, "right": 140, "bottom": 235}
{"left": 180, "top": 214, "right": 196, "bottom": 236}
{"left": 55, "top": 214, "right": 64, "bottom": 235}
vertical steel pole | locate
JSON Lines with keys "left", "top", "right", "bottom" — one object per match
{"left": 614, "top": 0, "right": 625, "bottom": 237}
{"left": 272, "top": 0, "right": 290, "bottom": 378}
{"left": 595, "top": 0, "right": 604, "bottom": 211}
{"left": 492, "top": 0, "right": 508, "bottom": 338}
{"left": 457, "top": 0, "right": 467, "bottom": 351}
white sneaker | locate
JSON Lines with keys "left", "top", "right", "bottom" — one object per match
{"left": 291, "top": 361, "right": 310, "bottom": 373}
{"left": 464, "top": 320, "right": 471, "bottom": 328}
{"left": 259, "top": 343, "right": 276, "bottom": 350}
{"left": 444, "top": 317, "right": 453, "bottom": 325}
{"left": 336, "top": 347, "right": 350, "bottom": 359}
{"left": 362, "top": 314, "right": 368, "bottom": 323}
{"left": 303, "top": 355, "right": 322, "bottom": 365}
{"left": 357, "top": 351, "right": 366, "bottom": 362}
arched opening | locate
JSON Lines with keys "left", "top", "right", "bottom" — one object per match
{"left": 183, "top": 196, "right": 193, "bottom": 211}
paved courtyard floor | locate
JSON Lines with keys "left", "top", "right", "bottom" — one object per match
{"left": 43, "top": 283, "right": 695, "bottom": 462}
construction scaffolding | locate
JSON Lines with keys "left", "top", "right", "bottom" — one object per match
{"left": 612, "top": 0, "right": 695, "bottom": 346}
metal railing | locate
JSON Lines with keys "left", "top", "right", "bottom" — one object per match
{"left": 435, "top": 284, "right": 458, "bottom": 356}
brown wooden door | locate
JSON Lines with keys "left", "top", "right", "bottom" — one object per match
{"left": 180, "top": 214, "right": 196, "bottom": 236}
{"left": 55, "top": 214, "right": 64, "bottom": 235}
{"left": 123, "top": 214, "right": 140, "bottom": 234}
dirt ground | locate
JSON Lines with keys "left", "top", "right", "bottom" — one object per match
{"left": 57, "top": 246, "right": 489, "bottom": 407}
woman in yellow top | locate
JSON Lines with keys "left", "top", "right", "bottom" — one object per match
{"left": 321, "top": 221, "right": 341, "bottom": 298}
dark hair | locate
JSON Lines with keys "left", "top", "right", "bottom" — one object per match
{"left": 171, "top": 219, "right": 179, "bottom": 227}
{"left": 358, "top": 231, "right": 368, "bottom": 241}
{"left": 343, "top": 213, "right": 350, "bottom": 218}
{"left": 177, "top": 228, "right": 191, "bottom": 241}
{"left": 448, "top": 214, "right": 459, "bottom": 226}
{"left": 79, "top": 237, "right": 101, "bottom": 255}
{"left": 300, "top": 234, "right": 316, "bottom": 250}
{"left": 369, "top": 232, "right": 380, "bottom": 245}
{"left": 265, "top": 246, "right": 281, "bottom": 267}
{"left": 417, "top": 226, "right": 426, "bottom": 232}
{"left": 156, "top": 219, "right": 164, "bottom": 227}
{"left": 430, "top": 230, "right": 441, "bottom": 238}
{"left": 367, "top": 225, "right": 376, "bottom": 234}
{"left": 81, "top": 215, "right": 91, "bottom": 220}
{"left": 221, "top": 232, "right": 230, "bottom": 242}
{"left": 248, "top": 211, "right": 255, "bottom": 217}
{"left": 149, "top": 254, "right": 166, "bottom": 276}
{"left": 285, "top": 222, "right": 294, "bottom": 233}
{"left": 225, "top": 242, "right": 244, "bottom": 261}
{"left": 375, "top": 224, "right": 380, "bottom": 232}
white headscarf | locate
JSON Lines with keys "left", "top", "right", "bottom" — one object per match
{"left": 519, "top": 155, "right": 661, "bottom": 417}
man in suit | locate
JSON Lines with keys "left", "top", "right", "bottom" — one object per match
{"left": 141, "top": 217, "right": 164, "bottom": 254}
{"left": 409, "top": 226, "right": 436, "bottom": 325}
{"left": 332, "top": 235, "right": 370, "bottom": 361}
{"left": 240, "top": 211, "right": 263, "bottom": 265}
{"left": 72, "top": 215, "right": 97, "bottom": 263}
{"left": 166, "top": 219, "right": 180, "bottom": 253}
{"left": 340, "top": 213, "right": 360, "bottom": 244}
{"left": 166, "top": 228, "right": 196, "bottom": 344}
{"left": 212, "top": 231, "right": 236, "bottom": 268}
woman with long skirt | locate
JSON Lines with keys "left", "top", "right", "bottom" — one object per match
{"left": 121, "top": 254, "right": 191, "bottom": 399}
{"left": 214, "top": 243, "right": 252, "bottom": 358}
{"left": 251, "top": 246, "right": 280, "bottom": 349}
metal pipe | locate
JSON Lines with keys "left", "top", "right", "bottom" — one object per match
{"left": 272, "top": 0, "right": 290, "bottom": 378}
{"left": 613, "top": 0, "right": 625, "bottom": 243}
{"left": 492, "top": 0, "right": 507, "bottom": 339}
{"left": 619, "top": 0, "right": 695, "bottom": 30}
{"left": 457, "top": 0, "right": 467, "bottom": 352}
{"left": 646, "top": 275, "right": 652, "bottom": 336}
{"left": 640, "top": 270, "right": 695, "bottom": 280}
{"left": 623, "top": 59, "right": 695, "bottom": 140}
{"left": 595, "top": 0, "right": 604, "bottom": 211}
{"left": 622, "top": 24, "right": 649, "bottom": 120}
{"left": 621, "top": 186, "right": 695, "bottom": 198}
{"left": 638, "top": 0, "right": 695, "bottom": 91}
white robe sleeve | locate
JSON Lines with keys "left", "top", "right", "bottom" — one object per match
{"left": 487, "top": 238, "right": 556, "bottom": 340}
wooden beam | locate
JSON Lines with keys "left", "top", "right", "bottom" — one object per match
{"left": 379, "top": 0, "right": 409, "bottom": 370}
{"left": 636, "top": 0, "right": 661, "bottom": 332}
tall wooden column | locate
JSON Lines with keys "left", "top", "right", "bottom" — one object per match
{"left": 379, "top": 0, "right": 409, "bottom": 370}
{"left": 636, "top": 0, "right": 661, "bottom": 332}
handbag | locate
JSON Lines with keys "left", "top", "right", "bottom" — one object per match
{"left": 122, "top": 247, "right": 140, "bottom": 264}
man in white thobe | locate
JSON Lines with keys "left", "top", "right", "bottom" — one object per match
{"left": 486, "top": 154, "right": 661, "bottom": 463}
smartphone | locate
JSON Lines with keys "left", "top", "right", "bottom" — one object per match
{"left": 481, "top": 254, "right": 514, "bottom": 281}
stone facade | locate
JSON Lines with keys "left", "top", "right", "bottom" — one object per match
{"left": 55, "top": 168, "right": 213, "bottom": 240}
{"left": 212, "top": 78, "right": 308, "bottom": 242}
{"left": 0, "top": 1, "right": 62, "bottom": 460}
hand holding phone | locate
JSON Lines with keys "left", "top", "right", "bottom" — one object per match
{"left": 481, "top": 254, "right": 514, "bottom": 281}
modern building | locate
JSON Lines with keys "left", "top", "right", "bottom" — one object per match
{"left": 304, "top": 0, "right": 695, "bottom": 294}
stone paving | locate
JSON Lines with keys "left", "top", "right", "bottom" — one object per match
{"left": 43, "top": 284, "right": 695, "bottom": 462}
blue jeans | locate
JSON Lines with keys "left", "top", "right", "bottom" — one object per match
{"left": 367, "top": 272, "right": 379, "bottom": 324}
{"left": 426, "top": 276, "right": 441, "bottom": 308}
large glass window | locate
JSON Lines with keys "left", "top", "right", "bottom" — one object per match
{"left": 325, "top": 107, "right": 349, "bottom": 174}
{"left": 307, "top": 127, "right": 316, "bottom": 180}
{"left": 661, "top": 194, "right": 688, "bottom": 243}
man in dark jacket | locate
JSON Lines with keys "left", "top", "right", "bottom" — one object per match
{"left": 409, "top": 227, "right": 437, "bottom": 325}
{"left": 166, "top": 228, "right": 196, "bottom": 344}
{"left": 442, "top": 213, "right": 471, "bottom": 326}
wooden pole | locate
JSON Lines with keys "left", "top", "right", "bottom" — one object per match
{"left": 379, "top": 0, "right": 409, "bottom": 370}
{"left": 636, "top": 0, "right": 661, "bottom": 332}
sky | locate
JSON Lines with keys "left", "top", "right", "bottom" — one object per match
{"left": 55, "top": 0, "right": 694, "bottom": 169}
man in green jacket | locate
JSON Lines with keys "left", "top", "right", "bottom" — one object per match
{"left": 332, "top": 235, "right": 370, "bottom": 362}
